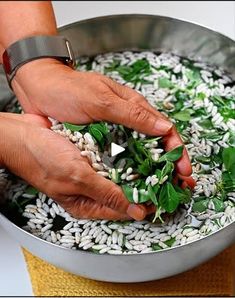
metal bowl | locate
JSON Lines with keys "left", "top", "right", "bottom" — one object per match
{"left": 0, "top": 14, "right": 235, "bottom": 283}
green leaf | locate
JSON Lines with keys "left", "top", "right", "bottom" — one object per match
{"left": 212, "top": 95, "right": 225, "bottom": 106}
{"left": 63, "top": 123, "right": 86, "bottom": 132}
{"left": 164, "top": 237, "right": 175, "bottom": 247}
{"left": 115, "top": 59, "right": 152, "bottom": 84}
{"left": 89, "top": 126, "right": 105, "bottom": 149}
{"left": 138, "top": 190, "right": 150, "bottom": 203}
{"left": 173, "top": 110, "right": 191, "bottom": 121}
{"left": 147, "top": 184, "right": 158, "bottom": 205}
{"left": 222, "top": 171, "right": 235, "bottom": 192}
{"left": 198, "top": 118, "right": 213, "bottom": 130}
{"left": 192, "top": 199, "right": 209, "bottom": 212}
{"left": 152, "top": 243, "right": 162, "bottom": 251}
{"left": 228, "top": 133, "right": 235, "bottom": 146}
{"left": 110, "top": 169, "right": 121, "bottom": 184}
{"left": 122, "top": 185, "right": 134, "bottom": 203}
{"left": 200, "top": 131, "right": 223, "bottom": 142}
{"left": 212, "top": 197, "right": 225, "bottom": 212}
{"left": 89, "top": 122, "right": 109, "bottom": 136}
{"left": 222, "top": 147, "right": 235, "bottom": 178}
{"left": 159, "top": 182, "right": 180, "bottom": 213}
{"left": 155, "top": 169, "right": 162, "bottom": 180}
{"left": 174, "top": 185, "right": 191, "bottom": 204}
{"left": 195, "top": 155, "right": 211, "bottom": 164}
{"left": 160, "top": 161, "right": 174, "bottom": 180}
{"left": 157, "top": 146, "right": 184, "bottom": 163}
{"left": 25, "top": 186, "right": 39, "bottom": 195}
{"left": 220, "top": 106, "right": 235, "bottom": 121}
{"left": 196, "top": 92, "right": 206, "bottom": 100}
{"left": 137, "top": 158, "right": 152, "bottom": 176}
{"left": 158, "top": 77, "right": 174, "bottom": 89}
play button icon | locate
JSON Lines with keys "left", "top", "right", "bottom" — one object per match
{"left": 111, "top": 142, "right": 125, "bottom": 157}
{"left": 102, "top": 141, "right": 127, "bottom": 168}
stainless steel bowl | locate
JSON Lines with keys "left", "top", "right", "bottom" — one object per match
{"left": 0, "top": 14, "right": 235, "bottom": 283}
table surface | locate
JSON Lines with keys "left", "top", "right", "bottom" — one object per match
{"left": 1, "top": 1, "right": 235, "bottom": 296}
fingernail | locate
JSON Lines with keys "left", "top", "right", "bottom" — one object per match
{"left": 155, "top": 119, "right": 173, "bottom": 134}
{"left": 127, "top": 204, "right": 146, "bottom": 220}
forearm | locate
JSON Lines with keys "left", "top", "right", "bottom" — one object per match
{"left": 0, "top": 115, "right": 10, "bottom": 167}
{"left": 0, "top": 1, "right": 57, "bottom": 62}
{"left": 0, "top": 113, "right": 25, "bottom": 168}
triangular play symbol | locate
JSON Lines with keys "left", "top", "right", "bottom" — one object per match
{"left": 111, "top": 142, "right": 125, "bottom": 157}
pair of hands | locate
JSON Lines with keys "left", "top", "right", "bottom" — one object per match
{"left": 0, "top": 58, "right": 194, "bottom": 221}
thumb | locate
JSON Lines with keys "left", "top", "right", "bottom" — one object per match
{"left": 80, "top": 172, "right": 147, "bottom": 221}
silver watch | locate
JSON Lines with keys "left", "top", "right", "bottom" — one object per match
{"left": 2, "top": 35, "right": 76, "bottom": 89}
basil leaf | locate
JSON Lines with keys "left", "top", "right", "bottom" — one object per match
{"left": 89, "top": 122, "right": 109, "bottom": 136}
{"left": 158, "top": 77, "right": 174, "bottom": 89}
{"left": 159, "top": 182, "right": 180, "bottom": 213}
{"left": 152, "top": 243, "right": 162, "bottom": 251}
{"left": 212, "top": 95, "right": 225, "bottom": 106}
{"left": 228, "top": 133, "right": 235, "bottom": 146}
{"left": 164, "top": 237, "right": 175, "bottom": 247}
{"left": 174, "top": 185, "right": 191, "bottom": 204}
{"left": 222, "top": 147, "right": 235, "bottom": 178}
{"left": 198, "top": 118, "right": 213, "bottom": 130}
{"left": 195, "top": 155, "right": 211, "bottom": 164}
{"left": 137, "top": 158, "right": 152, "bottom": 176}
{"left": 212, "top": 197, "right": 225, "bottom": 212}
{"left": 63, "top": 123, "right": 86, "bottom": 132}
{"left": 155, "top": 169, "right": 162, "bottom": 179}
{"left": 127, "top": 138, "right": 143, "bottom": 164}
{"left": 88, "top": 126, "right": 105, "bottom": 149}
{"left": 157, "top": 145, "right": 184, "bottom": 163}
{"left": 147, "top": 184, "right": 158, "bottom": 205}
{"left": 110, "top": 169, "right": 121, "bottom": 184}
{"left": 192, "top": 199, "right": 209, "bottom": 212}
{"left": 173, "top": 110, "right": 191, "bottom": 121}
{"left": 122, "top": 185, "right": 134, "bottom": 203}
{"left": 25, "top": 186, "right": 39, "bottom": 195}
{"left": 116, "top": 59, "right": 152, "bottom": 84}
{"left": 138, "top": 191, "right": 150, "bottom": 203}
{"left": 161, "top": 161, "right": 174, "bottom": 180}
{"left": 222, "top": 171, "right": 235, "bottom": 192}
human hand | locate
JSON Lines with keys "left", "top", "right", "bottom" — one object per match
{"left": 11, "top": 59, "right": 192, "bottom": 178}
{"left": 0, "top": 112, "right": 152, "bottom": 220}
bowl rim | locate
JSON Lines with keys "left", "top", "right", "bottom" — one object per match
{"left": 1, "top": 13, "right": 234, "bottom": 258}
{"left": 58, "top": 13, "right": 235, "bottom": 43}
{"left": 0, "top": 211, "right": 234, "bottom": 257}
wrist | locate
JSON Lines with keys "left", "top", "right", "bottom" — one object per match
{"left": 3, "top": 34, "right": 76, "bottom": 92}
{"left": 12, "top": 57, "right": 64, "bottom": 88}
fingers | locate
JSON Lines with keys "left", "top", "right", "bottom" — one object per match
{"left": 126, "top": 93, "right": 192, "bottom": 177}
{"left": 79, "top": 171, "right": 147, "bottom": 221}
{"left": 63, "top": 195, "right": 132, "bottom": 220}
{"left": 100, "top": 77, "right": 172, "bottom": 136}
{"left": 178, "top": 174, "right": 196, "bottom": 190}
{"left": 103, "top": 79, "right": 192, "bottom": 176}
{"left": 63, "top": 195, "right": 155, "bottom": 221}
{"left": 163, "top": 128, "right": 192, "bottom": 176}
{"left": 104, "top": 98, "right": 172, "bottom": 136}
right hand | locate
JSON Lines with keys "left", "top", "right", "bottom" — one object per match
{"left": 13, "top": 62, "right": 192, "bottom": 177}
{"left": 0, "top": 112, "right": 152, "bottom": 221}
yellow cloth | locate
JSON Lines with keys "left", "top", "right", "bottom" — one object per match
{"left": 22, "top": 245, "right": 235, "bottom": 297}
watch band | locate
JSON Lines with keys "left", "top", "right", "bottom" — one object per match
{"left": 2, "top": 35, "right": 76, "bottom": 89}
